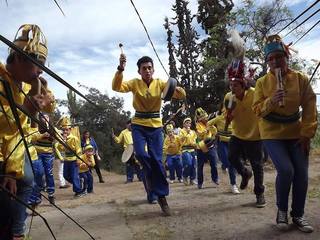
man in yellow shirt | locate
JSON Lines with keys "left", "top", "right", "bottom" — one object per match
{"left": 163, "top": 124, "right": 183, "bottom": 183}
{"left": 112, "top": 54, "right": 186, "bottom": 216}
{"left": 112, "top": 120, "right": 143, "bottom": 183}
{"left": 224, "top": 60, "right": 265, "bottom": 208}
{"left": 253, "top": 35, "right": 317, "bottom": 232}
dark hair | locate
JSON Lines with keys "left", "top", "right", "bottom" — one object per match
{"left": 6, "top": 53, "right": 15, "bottom": 64}
{"left": 137, "top": 56, "right": 153, "bottom": 69}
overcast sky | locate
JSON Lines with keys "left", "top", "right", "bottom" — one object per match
{"left": 0, "top": 0, "right": 319, "bottom": 114}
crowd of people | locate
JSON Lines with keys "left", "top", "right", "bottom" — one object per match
{"left": 0, "top": 23, "right": 317, "bottom": 240}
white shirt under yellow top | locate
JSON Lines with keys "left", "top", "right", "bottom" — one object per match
{"left": 224, "top": 88, "right": 260, "bottom": 141}
{"left": 252, "top": 69, "right": 317, "bottom": 139}
{"left": 112, "top": 71, "right": 186, "bottom": 128}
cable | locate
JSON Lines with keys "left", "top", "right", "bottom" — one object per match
{"left": 52, "top": 0, "right": 66, "bottom": 16}
{"left": 277, "top": 0, "right": 320, "bottom": 34}
{"left": 129, "top": 0, "right": 169, "bottom": 77}
{"left": 283, "top": 8, "right": 320, "bottom": 38}
{"left": 292, "top": 19, "right": 320, "bottom": 45}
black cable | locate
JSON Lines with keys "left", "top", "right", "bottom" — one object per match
{"left": 277, "top": 0, "right": 320, "bottom": 34}
{"left": 309, "top": 61, "right": 320, "bottom": 83}
{"left": 52, "top": 0, "right": 66, "bottom": 16}
{"left": 292, "top": 19, "right": 320, "bottom": 45}
{"left": 129, "top": 0, "right": 169, "bottom": 77}
{"left": 283, "top": 8, "right": 320, "bottom": 38}
{"left": 0, "top": 34, "right": 97, "bottom": 107}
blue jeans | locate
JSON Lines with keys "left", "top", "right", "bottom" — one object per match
{"left": 39, "top": 152, "right": 55, "bottom": 196}
{"left": 182, "top": 151, "right": 196, "bottom": 180}
{"left": 29, "top": 159, "right": 44, "bottom": 204}
{"left": 12, "top": 153, "right": 33, "bottom": 236}
{"left": 166, "top": 154, "right": 182, "bottom": 180}
{"left": 79, "top": 170, "right": 93, "bottom": 193}
{"left": 217, "top": 140, "right": 237, "bottom": 185}
{"left": 263, "top": 139, "right": 308, "bottom": 217}
{"left": 197, "top": 147, "right": 219, "bottom": 185}
{"left": 126, "top": 155, "right": 143, "bottom": 182}
{"left": 131, "top": 124, "right": 168, "bottom": 197}
{"left": 63, "top": 160, "right": 81, "bottom": 193}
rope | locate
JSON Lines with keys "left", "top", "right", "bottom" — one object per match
{"left": 292, "top": 19, "right": 320, "bottom": 45}
{"left": 283, "top": 8, "right": 320, "bottom": 38}
{"left": 277, "top": 0, "right": 320, "bottom": 34}
{"left": 129, "top": 0, "right": 169, "bottom": 77}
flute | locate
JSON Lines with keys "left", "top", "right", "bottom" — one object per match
{"left": 275, "top": 68, "right": 285, "bottom": 107}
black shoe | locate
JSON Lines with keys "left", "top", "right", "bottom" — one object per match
{"left": 48, "top": 195, "right": 55, "bottom": 205}
{"left": 157, "top": 196, "right": 171, "bottom": 216}
{"left": 99, "top": 179, "right": 105, "bottom": 183}
{"left": 74, "top": 192, "right": 85, "bottom": 198}
{"left": 256, "top": 194, "right": 266, "bottom": 208}
{"left": 276, "top": 210, "right": 289, "bottom": 230}
{"left": 240, "top": 170, "right": 252, "bottom": 190}
{"left": 292, "top": 216, "right": 314, "bottom": 233}
{"left": 59, "top": 184, "right": 70, "bottom": 189}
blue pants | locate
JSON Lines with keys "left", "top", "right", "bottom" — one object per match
{"left": 63, "top": 160, "right": 81, "bottom": 193}
{"left": 263, "top": 139, "right": 308, "bottom": 217}
{"left": 126, "top": 155, "right": 143, "bottom": 182}
{"left": 39, "top": 152, "right": 55, "bottom": 196}
{"left": 166, "top": 154, "right": 182, "bottom": 180}
{"left": 217, "top": 141, "right": 237, "bottom": 185}
{"left": 182, "top": 151, "right": 196, "bottom": 180}
{"left": 131, "top": 124, "right": 168, "bottom": 197}
{"left": 11, "top": 153, "right": 33, "bottom": 236}
{"left": 79, "top": 170, "right": 93, "bottom": 193}
{"left": 197, "top": 147, "right": 219, "bottom": 185}
{"left": 29, "top": 159, "right": 44, "bottom": 204}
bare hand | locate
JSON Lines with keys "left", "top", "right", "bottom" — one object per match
{"left": 119, "top": 54, "right": 126, "bottom": 69}
{"left": 296, "top": 136, "right": 311, "bottom": 156}
{"left": 1, "top": 176, "right": 17, "bottom": 196}
{"left": 271, "top": 89, "right": 285, "bottom": 105}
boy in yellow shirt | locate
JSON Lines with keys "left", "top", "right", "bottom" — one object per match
{"left": 78, "top": 144, "right": 95, "bottom": 194}
{"left": 163, "top": 124, "right": 183, "bottom": 183}
{"left": 253, "top": 35, "right": 317, "bottom": 232}
{"left": 112, "top": 54, "right": 186, "bottom": 216}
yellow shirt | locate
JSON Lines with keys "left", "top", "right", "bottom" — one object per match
{"left": 114, "top": 128, "right": 133, "bottom": 149}
{"left": 163, "top": 134, "right": 182, "bottom": 155}
{"left": 252, "top": 69, "right": 317, "bottom": 139}
{"left": 224, "top": 89, "right": 260, "bottom": 141}
{"left": 179, "top": 128, "right": 197, "bottom": 152}
{"left": 112, "top": 71, "right": 186, "bottom": 128}
{"left": 78, "top": 153, "right": 95, "bottom": 173}
{"left": 195, "top": 121, "right": 217, "bottom": 141}
{"left": 208, "top": 114, "right": 232, "bottom": 142}
{"left": 57, "top": 133, "right": 82, "bottom": 161}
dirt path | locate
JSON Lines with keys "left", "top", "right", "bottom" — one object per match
{"left": 27, "top": 156, "right": 320, "bottom": 240}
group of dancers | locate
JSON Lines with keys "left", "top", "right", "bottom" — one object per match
{"left": 0, "top": 23, "right": 317, "bottom": 240}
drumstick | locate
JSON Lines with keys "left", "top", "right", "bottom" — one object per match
{"left": 119, "top": 43, "right": 124, "bottom": 54}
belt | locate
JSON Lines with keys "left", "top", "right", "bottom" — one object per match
{"left": 217, "top": 130, "right": 232, "bottom": 137}
{"left": 263, "top": 111, "right": 300, "bottom": 123}
{"left": 135, "top": 111, "right": 160, "bottom": 119}
{"left": 182, "top": 145, "right": 195, "bottom": 150}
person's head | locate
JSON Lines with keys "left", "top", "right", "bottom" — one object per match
{"left": 137, "top": 56, "right": 154, "bottom": 83}
{"left": 183, "top": 117, "right": 192, "bottom": 129}
{"left": 6, "top": 24, "right": 48, "bottom": 84}
{"left": 194, "top": 107, "right": 208, "bottom": 123}
{"left": 59, "top": 116, "right": 72, "bottom": 137}
{"left": 126, "top": 119, "right": 132, "bottom": 130}
{"left": 166, "top": 124, "right": 174, "bottom": 136}
{"left": 169, "top": 120, "right": 176, "bottom": 128}
{"left": 83, "top": 130, "right": 90, "bottom": 139}
{"left": 264, "top": 34, "right": 289, "bottom": 74}
{"left": 84, "top": 144, "right": 94, "bottom": 157}
{"left": 227, "top": 60, "right": 247, "bottom": 98}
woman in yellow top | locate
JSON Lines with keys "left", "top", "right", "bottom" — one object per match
{"left": 78, "top": 144, "right": 96, "bottom": 194}
{"left": 194, "top": 107, "right": 219, "bottom": 189}
{"left": 163, "top": 124, "right": 183, "bottom": 184}
{"left": 224, "top": 60, "right": 265, "bottom": 208}
{"left": 112, "top": 54, "right": 186, "bottom": 216}
{"left": 179, "top": 117, "right": 197, "bottom": 185}
{"left": 252, "top": 35, "right": 317, "bottom": 232}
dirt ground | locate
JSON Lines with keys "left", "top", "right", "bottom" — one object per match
{"left": 27, "top": 155, "right": 320, "bottom": 240}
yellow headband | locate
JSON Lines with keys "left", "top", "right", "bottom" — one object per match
{"left": 84, "top": 144, "right": 94, "bottom": 151}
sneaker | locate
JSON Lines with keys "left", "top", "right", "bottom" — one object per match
{"left": 231, "top": 185, "right": 240, "bottom": 194}
{"left": 178, "top": 178, "right": 183, "bottom": 183}
{"left": 190, "top": 179, "right": 197, "bottom": 185}
{"left": 169, "top": 180, "right": 174, "bottom": 184}
{"left": 183, "top": 177, "right": 189, "bottom": 186}
{"left": 276, "top": 210, "right": 289, "bottom": 231}
{"left": 197, "top": 184, "right": 203, "bottom": 189}
{"left": 256, "top": 194, "right": 266, "bottom": 208}
{"left": 148, "top": 199, "right": 158, "bottom": 204}
{"left": 48, "top": 195, "right": 55, "bottom": 205}
{"left": 240, "top": 170, "right": 252, "bottom": 190}
{"left": 99, "top": 179, "right": 105, "bottom": 183}
{"left": 213, "top": 180, "right": 219, "bottom": 187}
{"left": 59, "top": 184, "right": 70, "bottom": 189}
{"left": 157, "top": 196, "right": 171, "bottom": 216}
{"left": 292, "top": 216, "right": 314, "bottom": 233}
{"left": 74, "top": 192, "right": 85, "bottom": 198}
